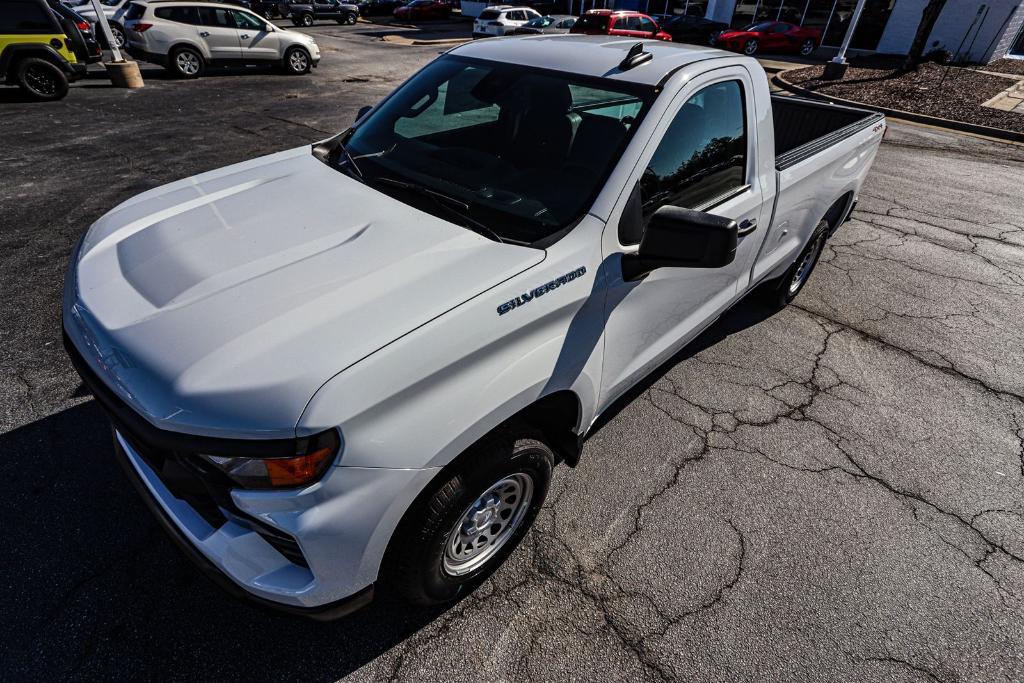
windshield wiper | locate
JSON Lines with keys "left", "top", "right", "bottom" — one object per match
{"left": 371, "top": 176, "right": 515, "bottom": 245}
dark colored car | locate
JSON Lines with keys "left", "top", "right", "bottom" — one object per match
{"left": 569, "top": 10, "right": 670, "bottom": 41}
{"left": 48, "top": 0, "right": 103, "bottom": 64}
{"left": 1, "top": 0, "right": 88, "bottom": 100}
{"left": 356, "top": 0, "right": 403, "bottom": 15}
{"left": 393, "top": 0, "right": 451, "bottom": 22}
{"left": 716, "top": 20, "right": 820, "bottom": 56}
{"left": 512, "top": 13, "right": 575, "bottom": 34}
{"left": 656, "top": 13, "right": 728, "bottom": 46}
{"left": 288, "top": 0, "right": 359, "bottom": 25}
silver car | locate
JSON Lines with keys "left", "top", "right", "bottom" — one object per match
{"left": 122, "top": 0, "right": 321, "bottom": 77}
{"left": 511, "top": 14, "right": 576, "bottom": 35}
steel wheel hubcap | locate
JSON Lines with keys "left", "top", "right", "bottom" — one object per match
{"left": 177, "top": 52, "right": 199, "bottom": 74}
{"left": 443, "top": 473, "right": 534, "bottom": 576}
{"left": 789, "top": 236, "right": 822, "bottom": 295}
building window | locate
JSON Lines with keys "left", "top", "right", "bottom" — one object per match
{"left": 729, "top": 0, "right": 893, "bottom": 50}
{"left": 1011, "top": 20, "right": 1024, "bottom": 56}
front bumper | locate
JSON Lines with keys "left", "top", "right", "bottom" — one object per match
{"left": 63, "top": 325, "right": 438, "bottom": 619}
{"left": 112, "top": 433, "right": 375, "bottom": 620}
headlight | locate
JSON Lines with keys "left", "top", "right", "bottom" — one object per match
{"left": 198, "top": 429, "right": 340, "bottom": 489}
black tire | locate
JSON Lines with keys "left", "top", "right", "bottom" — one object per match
{"left": 743, "top": 38, "right": 758, "bottom": 55}
{"left": 15, "top": 57, "right": 69, "bottom": 101}
{"left": 283, "top": 46, "right": 311, "bottom": 74}
{"left": 168, "top": 45, "right": 204, "bottom": 78}
{"left": 382, "top": 427, "right": 554, "bottom": 605}
{"left": 300, "top": 12, "right": 314, "bottom": 26}
{"left": 799, "top": 38, "right": 815, "bottom": 56}
{"left": 343, "top": 11, "right": 357, "bottom": 24}
{"left": 761, "top": 219, "right": 828, "bottom": 308}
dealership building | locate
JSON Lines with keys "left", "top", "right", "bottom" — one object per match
{"left": 605, "top": 0, "right": 1024, "bottom": 63}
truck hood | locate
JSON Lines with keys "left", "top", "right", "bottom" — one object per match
{"left": 67, "top": 146, "right": 544, "bottom": 438}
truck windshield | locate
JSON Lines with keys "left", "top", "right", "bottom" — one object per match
{"left": 341, "top": 55, "right": 654, "bottom": 245}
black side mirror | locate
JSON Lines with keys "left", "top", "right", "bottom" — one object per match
{"left": 355, "top": 105, "right": 372, "bottom": 123}
{"left": 621, "top": 205, "right": 737, "bottom": 281}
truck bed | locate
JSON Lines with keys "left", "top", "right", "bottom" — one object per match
{"left": 772, "top": 95, "right": 883, "bottom": 171}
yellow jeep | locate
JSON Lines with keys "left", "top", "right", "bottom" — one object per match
{"left": 1, "top": 0, "right": 88, "bottom": 100}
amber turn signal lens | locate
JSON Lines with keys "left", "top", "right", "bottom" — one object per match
{"left": 265, "top": 446, "right": 336, "bottom": 488}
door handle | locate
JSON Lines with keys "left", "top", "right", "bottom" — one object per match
{"left": 241, "top": 33, "right": 250, "bottom": 38}
{"left": 737, "top": 218, "right": 758, "bottom": 236}
{"left": 200, "top": 31, "right": 210, "bottom": 36}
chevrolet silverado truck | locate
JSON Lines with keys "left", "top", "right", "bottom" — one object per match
{"left": 63, "top": 35, "right": 884, "bottom": 619}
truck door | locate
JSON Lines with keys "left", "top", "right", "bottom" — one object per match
{"left": 597, "top": 66, "right": 771, "bottom": 410}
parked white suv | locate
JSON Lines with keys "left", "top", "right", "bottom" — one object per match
{"left": 123, "top": 0, "right": 321, "bottom": 78}
{"left": 472, "top": 5, "right": 540, "bottom": 38}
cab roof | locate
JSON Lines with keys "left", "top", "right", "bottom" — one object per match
{"left": 448, "top": 34, "right": 733, "bottom": 87}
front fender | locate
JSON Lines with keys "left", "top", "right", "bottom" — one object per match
{"left": 297, "top": 216, "right": 609, "bottom": 471}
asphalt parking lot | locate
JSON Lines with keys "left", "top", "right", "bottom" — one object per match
{"left": 3, "top": 22, "right": 1024, "bottom": 682}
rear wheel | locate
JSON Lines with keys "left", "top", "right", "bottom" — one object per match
{"left": 761, "top": 220, "right": 828, "bottom": 308}
{"left": 382, "top": 428, "right": 554, "bottom": 605}
{"left": 283, "top": 46, "right": 311, "bottom": 74}
{"left": 109, "top": 23, "right": 126, "bottom": 49}
{"left": 300, "top": 12, "right": 314, "bottom": 26}
{"left": 169, "top": 46, "right": 204, "bottom": 78}
{"left": 799, "top": 38, "right": 815, "bottom": 56}
{"left": 15, "top": 57, "right": 68, "bottom": 101}
{"left": 743, "top": 38, "right": 759, "bottom": 55}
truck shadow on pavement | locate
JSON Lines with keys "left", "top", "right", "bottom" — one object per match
{"left": 1, "top": 294, "right": 780, "bottom": 679}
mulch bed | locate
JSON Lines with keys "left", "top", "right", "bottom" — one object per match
{"left": 982, "top": 58, "right": 1024, "bottom": 76}
{"left": 784, "top": 60, "right": 1024, "bottom": 133}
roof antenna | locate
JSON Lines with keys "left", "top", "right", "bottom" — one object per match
{"left": 619, "top": 42, "right": 652, "bottom": 71}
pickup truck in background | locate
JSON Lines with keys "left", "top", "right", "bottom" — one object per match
{"left": 63, "top": 36, "right": 883, "bottom": 619}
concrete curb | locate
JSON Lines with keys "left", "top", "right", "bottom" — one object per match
{"left": 773, "top": 68, "right": 1024, "bottom": 144}
{"left": 380, "top": 34, "right": 471, "bottom": 45}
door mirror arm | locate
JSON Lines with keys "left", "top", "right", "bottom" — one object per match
{"left": 621, "top": 205, "right": 738, "bottom": 282}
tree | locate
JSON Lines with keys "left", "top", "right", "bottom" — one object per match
{"left": 902, "top": 0, "right": 948, "bottom": 70}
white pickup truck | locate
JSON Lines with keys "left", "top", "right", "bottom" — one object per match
{"left": 63, "top": 36, "right": 884, "bottom": 618}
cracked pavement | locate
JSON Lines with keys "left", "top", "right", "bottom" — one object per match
{"left": 2, "top": 26, "right": 1024, "bottom": 682}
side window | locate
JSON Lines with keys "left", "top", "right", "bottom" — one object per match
{"left": 197, "top": 7, "right": 235, "bottom": 27}
{"left": 636, "top": 80, "right": 747, "bottom": 231}
{"left": 0, "top": 0, "right": 57, "bottom": 33}
{"left": 637, "top": 16, "right": 656, "bottom": 33}
{"left": 155, "top": 6, "right": 200, "bottom": 24}
{"left": 625, "top": 16, "right": 640, "bottom": 30}
{"left": 232, "top": 10, "right": 265, "bottom": 30}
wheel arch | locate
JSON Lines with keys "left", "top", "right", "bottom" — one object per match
{"left": 168, "top": 40, "right": 209, "bottom": 61}
{"left": 823, "top": 191, "right": 855, "bottom": 236}
{"left": 0, "top": 44, "right": 69, "bottom": 82}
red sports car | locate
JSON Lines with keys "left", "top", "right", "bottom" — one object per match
{"left": 394, "top": 0, "right": 451, "bottom": 21}
{"left": 715, "top": 21, "right": 820, "bottom": 56}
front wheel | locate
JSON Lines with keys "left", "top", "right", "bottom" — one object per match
{"left": 743, "top": 38, "right": 759, "bottom": 55}
{"left": 283, "top": 46, "right": 311, "bottom": 74}
{"left": 382, "top": 428, "right": 554, "bottom": 605}
{"left": 300, "top": 12, "right": 314, "bottom": 26}
{"left": 761, "top": 220, "right": 828, "bottom": 308}
{"left": 16, "top": 57, "right": 69, "bottom": 101}
{"left": 799, "top": 38, "right": 815, "bottom": 56}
